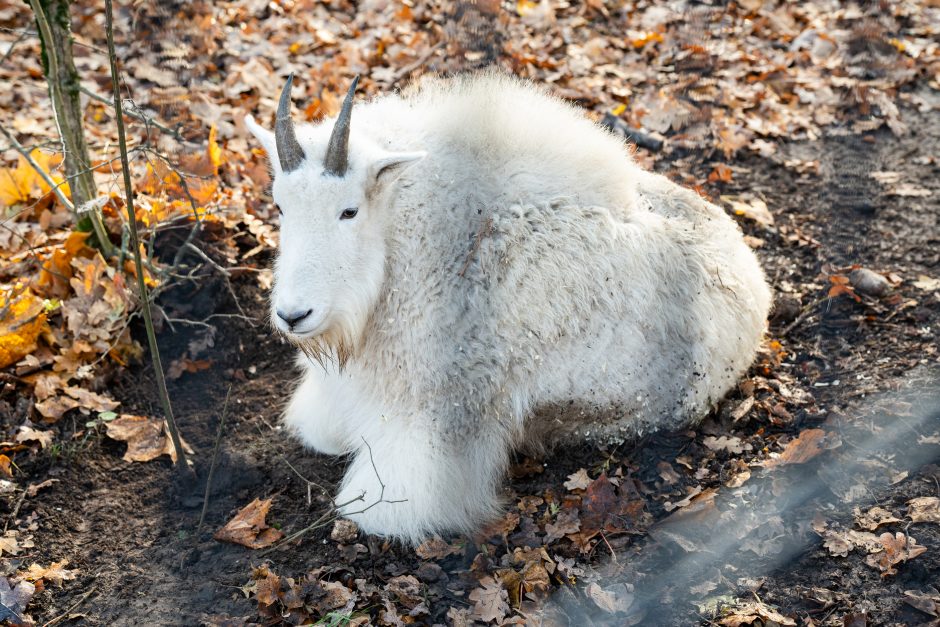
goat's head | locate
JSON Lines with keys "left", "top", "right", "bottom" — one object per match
{"left": 245, "top": 75, "right": 425, "bottom": 364}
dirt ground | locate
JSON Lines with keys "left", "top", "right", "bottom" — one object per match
{"left": 5, "top": 98, "right": 936, "bottom": 626}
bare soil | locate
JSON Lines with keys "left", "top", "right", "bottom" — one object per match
{"left": 7, "top": 109, "right": 940, "bottom": 626}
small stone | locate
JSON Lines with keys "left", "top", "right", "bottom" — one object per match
{"left": 850, "top": 268, "right": 890, "bottom": 297}
{"left": 330, "top": 518, "right": 359, "bottom": 543}
{"left": 770, "top": 293, "right": 802, "bottom": 324}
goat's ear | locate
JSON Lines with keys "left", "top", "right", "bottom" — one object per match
{"left": 368, "top": 151, "right": 426, "bottom": 190}
{"left": 244, "top": 115, "right": 278, "bottom": 166}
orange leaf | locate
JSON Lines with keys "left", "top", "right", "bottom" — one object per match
{"left": 0, "top": 288, "right": 47, "bottom": 369}
{"left": 708, "top": 164, "right": 733, "bottom": 183}
{"left": 763, "top": 428, "right": 829, "bottom": 468}
{"left": 207, "top": 124, "right": 223, "bottom": 174}
{"left": 214, "top": 498, "right": 285, "bottom": 549}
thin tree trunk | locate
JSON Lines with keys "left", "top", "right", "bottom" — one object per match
{"left": 30, "top": 0, "right": 113, "bottom": 256}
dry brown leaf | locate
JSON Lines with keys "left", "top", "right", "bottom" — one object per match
{"left": 719, "top": 601, "right": 796, "bottom": 626}
{"left": 865, "top": 532, "right": 928, "bottom": 576}
{"left": 703, "top": 435, "right": 751, "bottom": 454}
{"left": 21, "top": 559, "right": 78, "bottom": 586}
{"left": 722, "top": 195, "right": 774, "bottom": 229}
{"left": 904, "top": 587, "right": 940, "bottom": 617}
{"left": 251, "top": 564, "right": 281, "bottom": 606}
{"left": 15, "top": 424, "right": 53, "bottom": 449}
{"left": 762, "top": 428, "right": 828, "bottom": 468}
{"left": 908, "top": 497, "right": 940, "bottom": 524}
{"left": 468, "top": 576, "right": 510, "bottom": 623}
{"left": 62, "top": 386, "right": 120, "bottom": 412}
{"left": 415, "top": 536, "right": 463, "bottom": 560}
{"left": 105, "top": 414, "right": 191, "bottom": 463}
{"left": 34, "top": 395, "right": 81, "bottom": 422}
{"left": 563, "top": 468, "right": 591, "bottom": 491}
{"left": 854, "top": 506, "right": 901, "bottom": 531}
{"left": 586, "top": 582, "right": 634, "bottom": 613}
{"left": 0, "top": 531, "right": 19, "bottom": 557}
{"left": 214, "top": 498, "right": 284, "bottom": 549}
{"left": 543, "top": 508, "right": 580, "bottom": 543}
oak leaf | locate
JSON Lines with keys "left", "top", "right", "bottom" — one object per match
{"left": 105, "top": 414, "right": 190, "bottom": 463}
{"left": 21, "top": 559, "right": 78, "bottom": 586}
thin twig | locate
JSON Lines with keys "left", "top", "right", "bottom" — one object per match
{"left": 197, "top": 385, "right": 232, "bottom": 535}
{"left": 0, "top": 123, "right": 74, "bottom": 211}
{"left": 0, "top": 29, "right": 29, "bottom": 68}
{"left": 41, "top": 584, "right": 97, "bottom": 627}
{"left": 781, "top": 294, "right": 829, "bottom": 337}
{"left": 79, "top": 85, "right": 184, "bottom": 141}
{"left": 3, "top": 489, "right": 28, "bottom": 533}
{"left": 105, "top": 0, "right": 190, "bottom": 477}
{"left": 259, "top": 438, "right": 406, "bottom": 556}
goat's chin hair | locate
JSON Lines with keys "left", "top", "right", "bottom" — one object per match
{"left": 286, "top": 312, "right": 364, "bottom": 371}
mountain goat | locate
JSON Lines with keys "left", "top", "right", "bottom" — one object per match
{"left": 245, "top": 72, "right": 771, "bottom": 544}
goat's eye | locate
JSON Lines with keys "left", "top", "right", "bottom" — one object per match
{"left": 340, "top": 207, "right": 359, "bottom": 220}
{"left": 275, "top": 204, "right": 283, "bottom": 215}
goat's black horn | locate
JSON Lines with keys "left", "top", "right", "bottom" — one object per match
{"left": 275, "top": 73, "right": 305, "bottom": 172}
{"left": 323, "top": 75, "right": 360, "bottom": 177}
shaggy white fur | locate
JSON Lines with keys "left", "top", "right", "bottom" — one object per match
{"left": 246, "top": 72, "right": 772, "bottom": 544}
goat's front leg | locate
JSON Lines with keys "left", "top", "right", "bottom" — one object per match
{"left": 334, "top": 413, "right": 509, "bottom": 544}
{"left": 282, "top": 364, "right": 366, "bottom": 456}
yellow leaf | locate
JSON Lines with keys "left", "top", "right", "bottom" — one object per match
{"left": 0, "top": 150, "right": 67, "bottom": 208}
{"left": 0, "top": 288, "right": 47, "bottom": 368}
{"left": 208, "top": 124, "right": 223, "bottom": 173}
{"left": 516, "top": 0, "right": 538, "bottom": 16}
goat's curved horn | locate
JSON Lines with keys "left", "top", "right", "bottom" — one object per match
{"left": 275, "top": 73, "right": 305, "bottom": 172}
{"left": 323, "top": 75, "right": 360, "bottom": 177}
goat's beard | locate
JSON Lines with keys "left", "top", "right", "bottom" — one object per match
{"left": 293, "top": 333, "right": 353, "bottom": 370}
{"left": 282, "top": 315, "right": 362, "bottom": 371}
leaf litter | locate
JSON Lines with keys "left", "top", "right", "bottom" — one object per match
{"left": 0, "top": 0, "right": 938, "bottom": 624}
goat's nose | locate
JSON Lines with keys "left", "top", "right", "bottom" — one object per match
{"left": 276, "top": 308, "right": 313, "bottom": 328}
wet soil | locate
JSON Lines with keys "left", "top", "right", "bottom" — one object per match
{"left": 7, "top": 109, "right": 940, "bottom": 626}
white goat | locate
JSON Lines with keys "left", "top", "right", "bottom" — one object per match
{"left": 245, "top": 72, "right": 771, "bottom": 544}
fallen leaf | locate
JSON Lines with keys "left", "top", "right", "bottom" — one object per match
{"left": 912, "top": 275, "right": 940, "bottom": 292}
{"left": 26, "top": 479, "right": 58, "bottom": 497}
{"left": 762, "top": 428, "right": 829, "bottom": 468}
{"left": 908, "top": 497, "right": 940, "bottom": 524}
{"left": 586, "top": 582, "right": 634, "bottom": 613}
{"left": 214, "top": 498, "right": 284, "bottom": 549}
{"left": 0, "top": 289, "right": 47, "bottom": 369}
{"left": 16, "top": 424, "right": 53, "bottom": 449}
{"left": 904, "top": 587, "right": 940, "bottom": 617}
{"left": 722, "top": 195, "right": 774, "bottom": 229}
{"left": 415, "top": 536, "right": 463, "bottom": 560}
{"left": 563, "top": 468, "right": 592, "bottom": 491}
{"left": 865, "top": 532, "right": 927, "bottom": 576}
{"left": 703, "top": 435, "right": 751, "bottom": 454}
{"left": 251, "top": 564, "right": 281, "bottom": 606}
{"left": 544, "top": 507, "right": 580, "bottom": 543}
{"left": 854, "top": 506, "right": 901, "bottom": 531}
{"left": 330, "top": 519, "right": 358, "bottom": 543}
{"left": 105, "top": 414, "right": 191, "bottom": 463}
{"left": 469, "top": 576, "right": 510, "bottom": 623}
{"left": 719, "top": 600, "right": 796, "bottom": 626}
{"left": 0, "top": 531, "right": 19, "bottom": 557}
{"left": 21, "top": 559, "right": 78, "bottom": 586}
